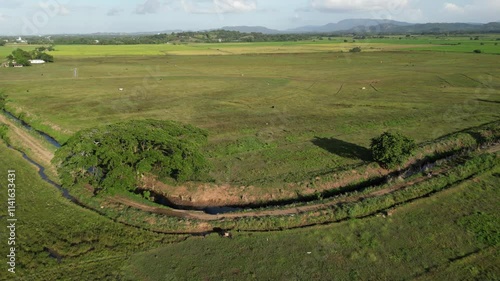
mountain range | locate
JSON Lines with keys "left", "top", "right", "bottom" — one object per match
{"left": 45, "top": 19, "right": 500, "bottom": 36}
{"left": 217, "top": 19, "right": 500, "bottom": 34}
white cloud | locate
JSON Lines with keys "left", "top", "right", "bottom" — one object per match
{"left": 214, "top": 0, "right": 257, "bottom": 13}
{"left": 310, "top": 0, "right": 409, "bottom": 13}
{"left": 181, "top": 0, "right": 257, "bottom": 14}
{"left": 444, "top": 3, "right": 465, "bottom": 13}
{"left": 135, "top": 0, "right": 163, "bottom": 14}
{"left": 59, "top": 6, "right": 71, "bottom": 16}
{"left": 441, "top": 0, "right": 500, "bottom": 22}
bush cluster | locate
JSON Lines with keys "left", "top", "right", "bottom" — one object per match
{"left": 370, "top": 132, "right": 417, "bottom": 169}
{"left": 53, "top": 120, "right": 210, "bottom": 194}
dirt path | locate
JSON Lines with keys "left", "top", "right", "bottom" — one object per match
{"left": 0, "top": 114, "right": 54, "bottom": 167}
{"left": 110, "top": 166, "right": 450, "bottom": 221}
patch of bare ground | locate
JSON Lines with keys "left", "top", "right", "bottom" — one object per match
{"left": 111, "top": 165, "right": 451, "bottom": 222}
{"left": 0, "top": 114, "right": 57, "bottom": 176}
{"left": 139, "top": 165, "right": 388, "bottom": 208}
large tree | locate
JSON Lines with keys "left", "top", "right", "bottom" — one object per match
{"left": 53, "top": 120, "right": 210, "bottom": 194}
{"left": 370, "top": 132, "right": 417, "bottom": 169}
{"left": 7, "top": 48, "right": 32, "bottom": 66}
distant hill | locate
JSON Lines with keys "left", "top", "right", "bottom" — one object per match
{"left": 219, "top": 20, "right": 500, "bottom": 35}
{"left": 7, "top": 19, "right": 500, "bottom": 37}
{"left": 219, "top": 26, "right": 281, "bottom": 34}
{"left": 287, "top": 19, "right": 412, "bottom": 33}
{"left": 344, "top": 22, "right": 500, "bottom": 34}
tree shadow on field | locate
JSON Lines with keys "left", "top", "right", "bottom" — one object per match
{"left": 312, "top": 137, "right": 372, "bottom": 161}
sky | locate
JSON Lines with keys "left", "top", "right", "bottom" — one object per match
{"left": 0, "top": 0, "right": 499, "bottom": 35}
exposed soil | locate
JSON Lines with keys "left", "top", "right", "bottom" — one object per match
{"left": 0, "top": 114, "right": 55, "bottom": 171}
{"left": 110, "top": 166, "right": 450, "bottom": 221}
{"left": 139, "top": 166, "right": 389, "bottom": 208}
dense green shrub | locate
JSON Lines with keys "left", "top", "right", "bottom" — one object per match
{"left": 473, "top": 49, "right": 482, "bottom": 53}
{"left": 6, "top": 48, "right": 32, "bottom": 66}
{"left": 371, "top": 132, "right": 417, "bottom": 169}
{"left": 53, "top": 120, "right": 210, "bottom": 194}
{"left": 349, "top": 47, "right": 362, "bottom": 53}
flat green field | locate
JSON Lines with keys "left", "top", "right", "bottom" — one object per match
{"left": 122, "top": 166, "right": 500, "bottom": 280}
{"left": 1, "top": 120, "right": 498, "bottom": 281}
{"left": 1, "top": 43, "right": 499, "bottom": 186}
{"left": 2, "top": 35, "right": 498, "bottom": 58}
{"left": 0, "top": 39, "right": 499, "bottom": 280}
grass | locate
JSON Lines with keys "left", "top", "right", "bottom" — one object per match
{"left": 2, "top": 35, "right": 498, "bottom": 58}
{"left": 121, "top": 165, "right": 500, "bottom": 281}
{"left": 0, "top": 142, "right": 186, "bottom": 280}
{"left": 0, "top": 38, "right": 498, "bottom": 280}
{"left": 0, "top": 47, "right": 499, "bottom": 187}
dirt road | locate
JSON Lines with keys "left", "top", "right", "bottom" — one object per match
{"left": 0, "top": 114, "right": 54, "bottom": 163}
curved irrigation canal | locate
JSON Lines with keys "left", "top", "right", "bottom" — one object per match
{"left": 4, "top": 110, "right": 482, "bottom": 219}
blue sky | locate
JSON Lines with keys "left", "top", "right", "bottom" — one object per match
{"left": 0, "top": 0, "right": 499, "bottom": 35}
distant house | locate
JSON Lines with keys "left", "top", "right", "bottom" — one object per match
{"left": 16, "top": 37, "right": 27, "bottom": 43}
{"left": 7, "top": 61, "right": 24, "bottom": 67}
{"left": 29, "top": 59, "right": 46, "bottom": 64}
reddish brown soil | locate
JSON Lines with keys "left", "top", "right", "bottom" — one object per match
{"left": 139, "top": 165, "right": 389, "bottom": 208}
{"left": 110, "top": 167, "right": 450, "bottom": 221}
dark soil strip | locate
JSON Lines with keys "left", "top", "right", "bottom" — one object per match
{"left": 44, "top": 247, "right": 63, "bottom": 263}
{"left": 370, "top": 83, "right": 379, "bottom": 92}
{"left": 437, "top": 76, "right": 453, "bottom": 87}
{"left": 307, "top": 82, "right": 317, "bottom": 91}
{"left": 461, "top": 74, "right": 490, "bottom": 88}
{"left": 336, "top": 83, "right": 344, "bottom": 94}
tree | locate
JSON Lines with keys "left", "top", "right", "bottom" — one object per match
{"left": 37, "top": 52, "right": 54, "bottom": 62}
{"left": 0, "top": 41, "right": 5, "bottom": 47}
{"left": 53, "top": 120, "right": 210, "bottom": 194}
{"left": 349, "top": 47, "right": 362, "bottom": 53}
{"left": 7, "top": 48, "right": 32, "bottom": 66}
{"left": 370, "top": 132, "right": 417, "bottom": 169}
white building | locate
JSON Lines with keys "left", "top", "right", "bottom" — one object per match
{"left": 29, "top": 60, "right": 46, "bottom": 64}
